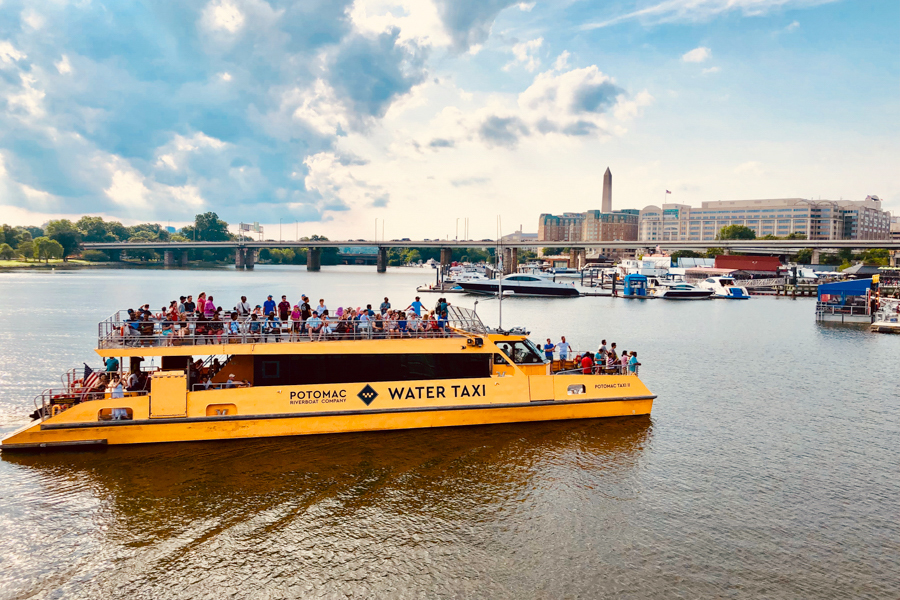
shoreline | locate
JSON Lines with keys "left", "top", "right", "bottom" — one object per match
{"left": 0, "top": 261, "right": 236, "bottom": 272}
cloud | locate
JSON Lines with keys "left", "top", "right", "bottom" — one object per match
{"left": 429, "top": 138, "right": 455, "bottom": 148}
{"left": 432, "top": 0, "right": 520, "bottom": 51}
{"left": 504, "top": 37, "right": 543, "bottom": 72}
{"left": 702, "top": 66, "right": 720, "bottom": 74}
{"left": 784, "top": 20, "right": 800, "bottom": 32}
{"left": 328, "top": 29, "right": 427, "bottom": 119}
{"left": 581, "top": 0, "right": 836, "bottom": 29}
{"left": 201, "top": 1, "right": 246, "bottom": 34}
{"left": 682, "top": 46, "right": 711, "bottom": 63}
{"left": 302, "top": 151, "right": 390, "bottom": 213}
{"left": 479, "top": 115, "right": 530, "bottom": 147}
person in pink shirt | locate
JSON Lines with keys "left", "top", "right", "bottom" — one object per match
{"left": 620, "top": 351, "right": 629, "bottom": 375}
{"left": 204, "top": 296, "right": 217, "bottom": 318}
{"left": 196, "top": 293, "right": 207, "bottom": 315}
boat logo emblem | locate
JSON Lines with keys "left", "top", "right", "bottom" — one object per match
{"left": 358, "top": 384, "right": 378, "bottom": 406}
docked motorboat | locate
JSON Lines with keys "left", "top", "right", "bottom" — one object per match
{"left": 651, "top": 282, "right": 714, "bottom": 300}
{"left": 870, "top": 299, "right": 900, "bottom": 333}
{"left": 457, "top": 273, "right": 580, "bottom": 297}
{"left": 697, "top": 276, "right": 750, "bottom": 299}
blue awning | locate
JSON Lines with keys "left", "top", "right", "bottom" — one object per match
{"left": 818, "top": 278, "right": 872, "bottom": 301}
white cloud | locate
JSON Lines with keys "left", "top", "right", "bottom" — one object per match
{"left": 553, "top": 51, "right": 570, "bottom": 71}
{"left": 289, "top": 79, "right": 352, "bottom": 136}
{"left": 220, "top": 71, "right": 232, "bottom": 81}
{"left": 21, "top": 10, "right": 45, "bottom": 31}
{"left": 505, "top": 37, "right": 543, "bottom": 72}
{"left": 349, "top": 0, "right": 452, "bottom": 47}
{"left": 105, "top": 168, "right": 151, "bottom": 207}
{"left": 682, "top": 46, "right": 711, "bottom": 63}
{"left": 784, "top": 20, "right": 800, "bottom": 32}
{"left": 302, "top": 151, "right": 389, "bottom": 212}
{"left": 201, "top": 1, "right": 245, "bottom": 34}
{"left": 0, "top": 41, "right": 26, "bottom": 65}
{"left": 7, "top": 74, "right": 46, "bottom": 117}
{"left": 582, "top": 0, "right": 836, "bottom": 29}
{"left": 517, "top": 2, "right": 536, "bottom": 11}
{"left": 55, "top": 55, "right": 72, "bottom": 75}
{"left": 702, "top": 66, "right": 720, "bottom": 74}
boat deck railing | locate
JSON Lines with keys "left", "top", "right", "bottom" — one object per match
{"left": 815, "top": 303, "right": 870, "bottom": 317}
{"left": 98, "top": 307, "right": 487, "bottom": 349}
{"left": 33, "top": 388, "right": 149, "bottom": 421}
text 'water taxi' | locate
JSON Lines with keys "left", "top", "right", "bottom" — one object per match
{"left": 1, "top": 307, "right": 655, "bottom": 450}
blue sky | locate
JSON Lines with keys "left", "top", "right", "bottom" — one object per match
{"left": 0, "top": 0, "right": 896, "bottom": 239}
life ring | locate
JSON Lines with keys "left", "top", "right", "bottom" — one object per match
{"left": 51, "top": 404, "right": 65, "bottom": 416}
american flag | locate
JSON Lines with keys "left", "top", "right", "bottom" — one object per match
{"left": 665, "top": 190, "right": 671, "bottom": 194}
{"left": 82, "top": 363, "right": 100, "bottom": 390}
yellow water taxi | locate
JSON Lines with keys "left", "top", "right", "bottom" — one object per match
{"left": 1, "top": 308, "right": 655, "bottom": 450}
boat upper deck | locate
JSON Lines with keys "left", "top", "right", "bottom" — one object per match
{"left": 97, "top": 306, "right": 494, "bottom": 357}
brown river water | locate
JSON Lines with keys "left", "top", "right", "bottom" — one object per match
{"left": 0, "top": 266, "right": 897, "bottom": 599}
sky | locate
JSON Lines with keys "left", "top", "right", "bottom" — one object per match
{"left": 0, "top": 0, "right": 897, "bottom": 240}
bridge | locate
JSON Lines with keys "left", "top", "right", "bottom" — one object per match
{"left": 82, "top": 239, "right": 900, "bottom": 271}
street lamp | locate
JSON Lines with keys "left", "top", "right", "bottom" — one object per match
{"left": 279, "top": 218, "right": 282, "bottom": 242}
{"left": 456, "top": 218, "right": 459, "bottom": 241}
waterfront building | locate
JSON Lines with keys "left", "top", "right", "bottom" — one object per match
{"left": 638, "top": 197, "right": 892, "bottom": 242}
{"left": 890, "top": 215, "right": 900, "bottom": 241}
{"left": 537, "top": 167, "right": 639, "bottom": 249}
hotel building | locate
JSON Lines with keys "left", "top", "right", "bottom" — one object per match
{"left": 638, "top": 197, "right": 891, "bottom": 242}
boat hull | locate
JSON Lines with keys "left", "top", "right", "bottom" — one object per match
{"left": 2, "top": 374, "right": 654, "bottom": 449}
{"left": 457, "top": 282, "right": 580, "bottom": 297}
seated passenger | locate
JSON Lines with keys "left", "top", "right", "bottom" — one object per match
{"left": 307, "top": 313, "right": 323, "bottom": 341}
{"left": 248, "top": 313, "right": 261, "bottom": 342}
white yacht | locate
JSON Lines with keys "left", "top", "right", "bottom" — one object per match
{"left": 697, "top": 276, "right": 750, "bottom": 299}
{"left": 870, "top": 299, "right": 900, "bottom": 333}
{"left": 457, "top": 273, "right": 580, "bottom": 297}
{"left": 651, "top": 282, "right": 714, "bottom": 300}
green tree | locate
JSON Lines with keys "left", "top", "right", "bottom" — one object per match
{"left": 861, "top": 248, "right": 890, "bottom": 266}
{"left": 76, "top": 216, "right": 114, "bottom": 242}
{"left": 127, "top": 231, "right": 160, "bottom": 261}
{"left": 45, "top": 219, "right": 82, "bottom": 261}
{"left": 0, "top": 243, "right": 15, "bottom": 260}
{"left": 258, "top": 248, "right": 271, "bottom": 262}
{"left": 793, "top": 248, "right": 813, "bottom": 264}
{"left": 106, "top": 221, "right": 130, "bottom": 241}
{"left": 17, "top": 239, "right": 34, "bottom": 261}
{"left": 785, "top": 232, "right": 807, "bottom": 240}
{"left": 717, "top": 225, "right": 756, "bottom": 240}
{"left": 705, "top": 247, "right": 724, "bottom": 258}
{"left": 34, "top": 237, "right": 64, "bottom": 262}
{"left": 759, "top": 234, "right": 780, "bottom": 240}
{"left": 183, "top": 212, "right": 232, "bottom": 242}
{"left": 268, "top": 249, "right": 283, "bottom": 264}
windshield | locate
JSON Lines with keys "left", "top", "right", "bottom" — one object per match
{"left": 495, "top": 340, "right": 545, "bottom": 364}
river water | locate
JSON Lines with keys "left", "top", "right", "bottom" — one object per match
{"left": 0, "top": 266, "right": 897, "bottom": 599}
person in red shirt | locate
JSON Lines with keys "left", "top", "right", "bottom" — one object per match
{"left": 581, "top": 352, "right": 594, "bottom": 375}
{"left": 278, "top": 295, "right": 291, "bottom": 322}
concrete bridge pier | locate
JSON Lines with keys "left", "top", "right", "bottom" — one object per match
{"left": 503, "top": 247, "right": 518, "bottom": 275}
{"left": 234, "top": 248, "right": 245, "bottom": 269}
{"left": 440, "top": 247, "right": 452, "bottom": 267}
{"left": 568, "top": 248, "right": 585, "bottom": 270}
{"left": 811, "top": 249, "right": 821, "bottom": 265}
{"left": 307, "top": 248, "right": 321, "bottom": 271}
{"left": 234, "top": 248, "right": 256, "bottom": 269}
{"left": 376, "top": 247, "right": 387, "bottom": 273}
{"left": 166, "top": 249, "right": 189, "bottom": 267}
{"left": 244, "top": 249, "right": 255, "bottom": 269}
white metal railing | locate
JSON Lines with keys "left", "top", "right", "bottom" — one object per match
{"left": 33, "top": 388, "right": 149, "bottom": 421}
{"left": 98, "top": 308, "right": 487, "bottom": 349}
{"left": 815, "top": 303, "right": 870, "bottom": 317}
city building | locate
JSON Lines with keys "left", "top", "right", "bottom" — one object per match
{"left": 639, "top": 197, "right": 892, "bottom": 242}
{"left": 537, "top": 167, "right": 639, "bottom": 248}
{"left": 890, "top": 215, "right": 900, "bottom": 241}
{"left": 502, "top": 227, "right": 539, "bottom": 252}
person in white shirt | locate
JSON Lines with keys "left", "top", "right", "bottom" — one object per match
{"left": 237, "top": 296, "right": 251, "bottom": 317}
{"left": 316, "top": 299, "right": 327, "bottom": 317}
{"left": 556, "top": 336, "right": 570, "bottom": 361}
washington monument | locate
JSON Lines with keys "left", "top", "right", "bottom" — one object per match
{"left": 601, "top": 167, "right": 612, "bottom": 213}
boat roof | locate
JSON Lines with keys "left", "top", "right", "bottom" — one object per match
{"left": 818, "top": 278, "right": 873, "bottom": 298}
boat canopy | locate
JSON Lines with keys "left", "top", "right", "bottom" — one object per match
{"left": 817, "top": 278, "right": 873, "bottom": 302}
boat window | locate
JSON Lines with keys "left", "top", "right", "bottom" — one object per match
{"left": 706, "top": 278, "right": 715, "bottom": 283}
{"left": 254, "top": 353, "right": 491, "bottom": 386}
{"left": 98, "top": 407, "right": 133, "bottom": 421}
{"left": 495, "top": 341, "right": 544, "bottom": 364}
{"left": 494, "top": 353, "right": 510, "bottom": 365}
